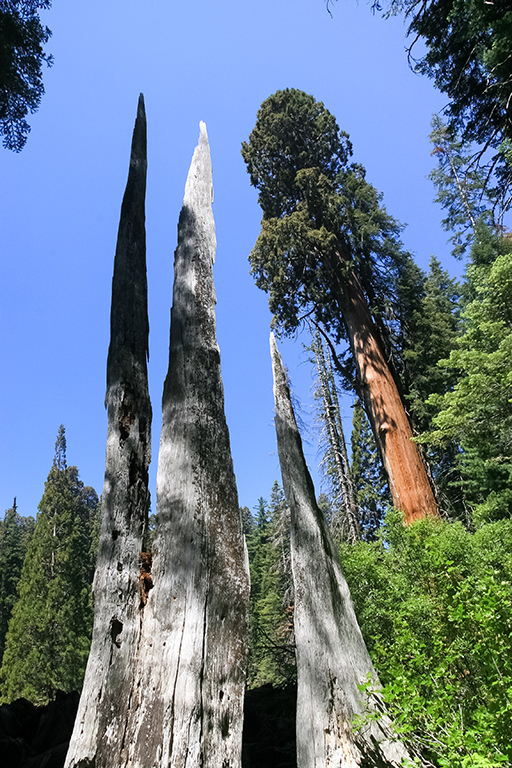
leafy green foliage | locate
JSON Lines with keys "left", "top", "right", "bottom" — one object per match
{"left": 428, "top": 116, "right": 497, "bottom": 258}
{"left": 0, "top": 0, "right": 53, "bottom": 151}
{"left": 396, "top": 256, "right": 463, "bottom": 514}
{"left": 419, "top": 229, "right": 512, "bottom": 523}
{"left": 341, "top": 511, "right": 512, "bottom": 766}
{"left": 241, "top": 89, "right": 417, "bottom": 354}
{"left": 0, "top": 427, "right": 98, "bottom": 704}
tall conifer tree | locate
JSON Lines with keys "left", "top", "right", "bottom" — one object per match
{"left": 0, "top": 500, "right": 34, "bottom": 660}
{"left": 0, "top": 426, "right": 97, "bottom": 704}
{"left": 247, "top": 485, "right": 295, "bottom": 687}
{"left": 350, "top": 401, "right": 392, "bottom": 539}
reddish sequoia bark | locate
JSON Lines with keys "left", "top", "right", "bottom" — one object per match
{"left": 331, "top": 255, "right": 438, "bottom": 524}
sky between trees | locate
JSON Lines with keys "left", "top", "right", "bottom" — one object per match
{"left": 1, "top": 0, "right": 466, "bottom": 518}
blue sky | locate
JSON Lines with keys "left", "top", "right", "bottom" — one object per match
{"left": 1, "top": 0, "right": 457, "bottom": 518}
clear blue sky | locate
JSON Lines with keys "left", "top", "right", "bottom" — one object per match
{"left": 1, "top": 0, "right": 457, "bottom": 519}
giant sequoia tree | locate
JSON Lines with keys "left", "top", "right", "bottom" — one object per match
{"left": 242, "top": 89, "right": 438, "bottom": 522}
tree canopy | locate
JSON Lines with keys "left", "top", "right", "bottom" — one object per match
{"left": 0, "top": 0, "right": 53, "bottom": 151}
{"left": 363, "top": 0, "right": 512, "bottom": 209}
{"left": 242, "top": 88, "right": 438, "bottom": 521}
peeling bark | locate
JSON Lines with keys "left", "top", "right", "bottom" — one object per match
{"left": 65, "top": 94, "right": 152, "bottom": 768}
{"left": 270, "top": 332, "right": 410, "bottom": 768}
{"left": 118, "top": 122, "right": 250, "bottom": 768}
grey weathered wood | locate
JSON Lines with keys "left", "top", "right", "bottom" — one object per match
{"left": 270, "top": 332, "right": 410, "bottom": 768}
{"left": 65, "top": 93, "right": 152, "bottom": 768}
{"left": 118, "top": 122, "right": 250, "bottom": 768}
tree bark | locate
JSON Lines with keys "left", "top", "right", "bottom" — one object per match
{"left": 118, "top": 122, "right": 250, "bottom": 768}
{"left": 270, "top": 332, "right": 411, "bottom": 768}
{"left": 331, "top": 256, "right": 438, "bottom": 523}
{"left": 66, "top": 113, "right": 249, "bottom": 768}
{"left": 310, "top": 324, "right": 359, "bottom": 541}
{"left": 65, "top": 93, "right": 152, "bottom": 767}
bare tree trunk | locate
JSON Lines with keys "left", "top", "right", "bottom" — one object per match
{"left": 66, "top": 113, "right": 249, "bottom": 768}
{"left": 310, "top": 324, "right": 359, "bottom": 542}
{"left": 270, "top": 332, "right": 411, "bottom": 768}
{"left": 65, "top": 94, "right": 152, "bottom": 767}
{"left": 118, "top": 122, "right": 250, "bottom": 768}
{"left": 331, "top": 259, "right": 438, "bottom": 523}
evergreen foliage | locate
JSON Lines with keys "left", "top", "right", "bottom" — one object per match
{"left": 399, "top": 256, "right": 463, "bottom": 513}
{"left": 349, "top": 401, "right": 391, "bottom": 539}
{"left": 419, "top": 227, "right": 512, "bottom": 525}
{"left": 241, "top": 89, "right": 416, "bottom": 365}
{"left": 341, "top": 510, "right": 512, "bottom": 767}
{"left": 0, "top": 427, "right": 98, "bottom": 704}
{"left": 428, "top": 116, "right": 497, "bottom": 258}
{"left": 0, "top": 0, "right": 53, "bottom": 151}
{"left": 0, "top": 501, "right": 34, "bottom": 660}
{"left": 369, "top": 0, "right": 512, "bottom": 209}
{"left": 242, "top": 89, "right": 439, "bottom": 521}
{"left": 246, "top": 485, "right": 295, "bottom": 688}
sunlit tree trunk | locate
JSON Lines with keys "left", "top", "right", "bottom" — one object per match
{"left": 331, "top": 256, "right": 438, "bottom": 523}
{"left": 118, "top": 122, "right": 250, "bottom": 768}
{"left": 270, "top": 332, "right": 411, "bottom": 767}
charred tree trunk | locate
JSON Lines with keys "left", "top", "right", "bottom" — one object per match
{"left": 118, "top": 122, "right": 250, "bottom": 768}
{"left": 270, "top": 332, "right": 411, "bottom": 768}
{"left": 65, "top": 94, "right": 152, "bottom": 767}
{"left": 331, "top": 256, "right": 438, "bottom": 524}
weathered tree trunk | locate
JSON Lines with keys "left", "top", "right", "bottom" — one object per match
{"left": 65, "top": 94, "right": 152, "bottom": 767}
{"left": 331, "top": 257, "right": 438, "bottom": 524}
{"left": 310, "top": 324, "right": 359, "bottom": 542}
{"left": 270, "top": 332, "right": 411, "bottom": 768}
{"left": 117, "top": 122, "right": 250, "bottom": 768}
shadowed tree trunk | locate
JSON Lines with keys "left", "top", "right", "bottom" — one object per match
{"left": 65, "top": 93, "right": 152, "bottom": 767}
{"left": 270, "top": 332, "right": 410, "bottom": 768}
{"left": 117, "top": 122, "right": 250, "bottom": 768}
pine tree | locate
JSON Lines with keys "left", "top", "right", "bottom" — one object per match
{"left": 428, "top": 115, "right": 496, "bottom": 258}
{"left": 309, "top": 326, "right": 359, "bottom": 543}
{"left": 420, "top": 228, "right": 512, "bottom": 525}
{"left": 350, "top": 401, "right": 392, "bottom": 539}
{"left": 0, "top": 426, "right": 98, "bottom": 704}
{"left": 0, "top": 499, "right": 35, "bottom": 660}
{"left": 246, "top": 486, "right": 295, "bottom": 687}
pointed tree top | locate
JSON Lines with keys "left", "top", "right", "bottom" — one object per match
{"left": 129, "top": 92, "right": 147, "bottom": 176}
{"left": 53, "top": 424, "right": 67, "bottom": 471}
{"left": 182, "top": 122, "right": 215, "bottom": 254}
